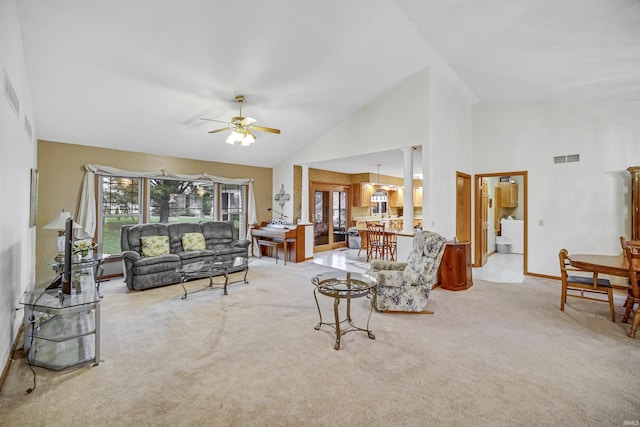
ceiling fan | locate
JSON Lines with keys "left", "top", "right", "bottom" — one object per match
{"left": 201, "top": 95, "right": 281, "bottom": 146}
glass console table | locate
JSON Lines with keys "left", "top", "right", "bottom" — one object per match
{"left": 20, "top": 284, "right": 101, "bottom": 371}
{"left": 47, "top": 253, "right": 111, "bottom": 298}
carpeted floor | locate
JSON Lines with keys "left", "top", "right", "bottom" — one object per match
{"left": 1, "top": 257, "right": 638, "bottom": 426}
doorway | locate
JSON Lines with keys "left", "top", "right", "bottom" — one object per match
{"left": 473, "top": 171, "right": 528, "bottom": 276}
{"left": 310, "top": 182, "right": 350, "bottom": 253}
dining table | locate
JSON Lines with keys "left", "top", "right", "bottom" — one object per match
{"left": 568, "top": 253, "right": 640, "bottom": 289}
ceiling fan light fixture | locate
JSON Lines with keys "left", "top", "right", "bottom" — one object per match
{"left": 226, "top": 129, "right": 255, "bottom": 146}
{"left": 371, "top": 163, "right": 388, "bottom": 203}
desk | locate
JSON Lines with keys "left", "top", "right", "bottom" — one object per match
{"left": 568, "top": 254, "right": 640, "bottom": 277}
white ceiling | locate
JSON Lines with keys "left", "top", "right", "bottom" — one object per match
{"left": 17, "top": 0, "right": 640, "bottom": 179}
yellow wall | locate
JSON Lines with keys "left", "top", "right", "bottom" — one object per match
{"left": 36, "top": 140, "right": 272, "bottom": 280}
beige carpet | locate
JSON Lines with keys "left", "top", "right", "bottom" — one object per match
{"left": 1, "top": 258, "right": 639, "bottom": 426}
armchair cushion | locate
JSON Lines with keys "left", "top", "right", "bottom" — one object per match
{"left": 370, "top": 260, "right": 407, "bottom": 272}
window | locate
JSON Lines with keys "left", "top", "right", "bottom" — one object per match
{"left": 99, "top": 176, "right": 141, "bottom": 254}
{"left": 220, "top": 184, "right": 246, "bottom": 238}
{"left": 148, "top": 179, "right": 214, "bottom": 223}
{"left": 98, "top": 177, "right": 247, "bottom": 255}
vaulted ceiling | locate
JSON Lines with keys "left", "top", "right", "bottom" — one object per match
{"left": 17, "top": 0, "right": 640, "bottom": 178}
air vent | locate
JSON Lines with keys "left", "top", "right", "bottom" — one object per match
{"left": 24, "top": 116, "right": 32, "bottom": 139}
{"left": 3, "top": 69, "right": 20, "bottom": 116}
{"left": 554, "top": 154, "right": 580, "bottom": 165}
{"left": 554, "top": 155, "right": 566, "bottom": 164}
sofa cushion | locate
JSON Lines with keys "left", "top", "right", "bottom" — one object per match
{"left": 141, "top": 235, "right": 170, "bottom": 257}
{"left": 133, "top": 253, "right": 181, "bottom": 275}
{"left": 181, "top": 232, "right": 206, "bottom": 251}
{"left": 178, "top": 249, "right": 216, "bottom": 262}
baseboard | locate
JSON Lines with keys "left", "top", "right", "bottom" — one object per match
{"left": 0, "top": 323, "right": 23, "bottom": 393}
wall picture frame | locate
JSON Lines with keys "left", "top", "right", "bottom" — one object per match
{"left": 29, "top": 168, "right": 39, "bottom": 227}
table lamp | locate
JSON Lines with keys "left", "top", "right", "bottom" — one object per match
{"left": 43, "top": 210, "right": 79, "bottom": 263}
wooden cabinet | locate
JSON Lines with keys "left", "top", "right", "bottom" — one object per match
{"left": 353, "top": 183, "right": 373, "bottom": 207}
{"left": 413, "top": 187, "right": 423, "bottom": 207}
{"left": 497, "top": 182, "right": 518, "bottom": 208}
{"left": 388, "top": 188, "right": 404, "bottom": 208}
{"left": 629, "top": 167, "right": 640, "bottom": 240}
{"left": 439, "top": 241, "right": 473, "bottom": 291}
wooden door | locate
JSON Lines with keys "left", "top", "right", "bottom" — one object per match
{"left": 480, "top": 178, "right": 489, "bottom": 266}
{"left": 310, "top": 182, "right": 349, "bottom": 253}
{"left": 456, "top": 172, "right": 472, "bottom": 243}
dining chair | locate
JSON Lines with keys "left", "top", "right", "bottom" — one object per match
{"left": 384, "top": 230, "right": 397, "bottom": 261}
{"left": 558, "top": 249, "right": 615, "bottom": 322}
{"left": 356, "top": 220, "right": 368, "bottom": 257}
{"left": 366, "top": 223, "right": 386, "bottom": 261}
{"left": 620, "top": 236, "right": 640, "bottom": 254}
{"left": 622, "top": 246, "right": 640, "bottom": 338}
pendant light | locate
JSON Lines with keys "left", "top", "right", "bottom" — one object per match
{"left": 370, "top": 164, "right": 388, "bottom": 203}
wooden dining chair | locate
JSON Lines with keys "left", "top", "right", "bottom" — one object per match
{"left": 620, "top": 236, "right": 640, "bottom": 254}
{"left": 356, "top": 220, "right": 368, "bottom": 257}
{"left": 622, "top": 246, "right": 640, "bottom": 338}
{"left": 366, "top": 223, "right": 386, "bottom": 261}
{"left": 558, "top": 249, "right": 615, "bottom": 322}
{"left": 384, "top": 231, "right": 397, "bottom": 261}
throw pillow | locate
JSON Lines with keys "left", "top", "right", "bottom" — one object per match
{"left": 181, "top": 232, "right": 206, "bottom": 251}
{"left": 140, "top": 235, "right": 170, "bottom": 257}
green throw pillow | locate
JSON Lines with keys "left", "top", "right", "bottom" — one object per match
{"left": 181, "top": 232, "right": 206, "bottom": 251}
{"left": 140, "top": 235, "right": 170, "bottom": 257}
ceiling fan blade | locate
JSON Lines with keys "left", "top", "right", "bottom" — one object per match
{"left": 200, "top": 117, "right": 231, "bottom": 125}
{"left": 250, "top": 125, "right": 281, "bottom": 134}
{"left": 246, "top": 128, "right": 258, "bottom": 140}
{"left": 208, "top": 127, "right": 230, "bottom": 134}
{"left": 241, "top": 117, "right": 257, "bottom": 126}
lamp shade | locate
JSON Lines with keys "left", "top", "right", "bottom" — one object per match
{"left": 371, "top": 190, "right": 388, "bottom": 203}
{"left": 43, "top": 210, "right": 82, "bottom": 231}
{"left": 226, "top": 129, "right": 256, "bottom": 146}
{"left": 43, "top": 211, "right": 72, "bottom": 230}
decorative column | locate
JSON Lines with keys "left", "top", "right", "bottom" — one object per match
{"left": 301, "top": 164, "right": 311, "bottom": 224}
{"left": 629, "top": 166, "right": 640, "bottom": 240}
{"left": 401, "top": 147, "right": 414, "bottom": 234}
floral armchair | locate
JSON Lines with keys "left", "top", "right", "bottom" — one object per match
{"left": 367, "top": 231, "right": 447, "bottom": 312}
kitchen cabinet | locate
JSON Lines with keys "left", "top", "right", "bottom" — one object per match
{"left": 497, "top": 182, "right": 518, "bottom": 208}
{"left": 413, "top": 187, "right": 423, "bottom": 207}
{"left": 388, "top": 188, "right": 404, "bottom": 208}
{"left": 439, "top": 241, "right": 473, "bottom": 291}
{"left": 353, "top": 183, "right": 373, "bottom": 207}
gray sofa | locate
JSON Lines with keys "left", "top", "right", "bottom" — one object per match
{"left": 120, "top": 221, "right": 250, "bottom": 290}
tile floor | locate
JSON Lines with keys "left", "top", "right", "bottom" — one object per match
{"left": 312, "top": 247, "right": 525, "bottom": 283}
{"left": 472, "top": 252, "right": 525, "bottom": 283}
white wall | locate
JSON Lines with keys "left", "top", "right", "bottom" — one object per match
{"left": 0, "top": 0, "right": 37, "bottom": 378}
{"left": 274, "top": 68, "right": 430, "bottom": 220}
{"left": 473, "top": 101, "right": 640, "bottom": 277}
{"left": 424, "top": 69, "right": 473, "bottom": 239}
{"left": 275, "top": 67, "right": 473, "bottom": 243}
